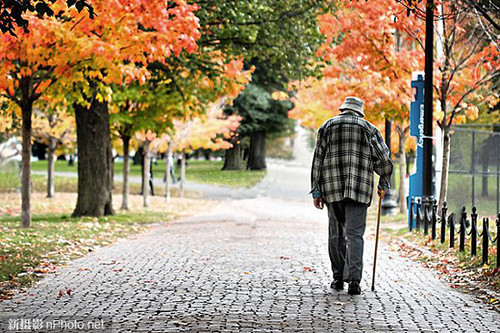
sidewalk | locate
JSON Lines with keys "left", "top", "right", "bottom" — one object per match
{"left": 1, "top": 197, "right": 498, "bottom": 332}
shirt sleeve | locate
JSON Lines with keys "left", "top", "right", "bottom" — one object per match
{"left": 311, "top": 184, "right": 321, "bottom": 198}
{"left": 370, "top": 128, "right": 393, "bottom": 189}
{"left": 310, "top": 125, "right": 327, "bottom": 195}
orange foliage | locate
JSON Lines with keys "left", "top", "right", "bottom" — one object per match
{"left": 397, "top": 1, "right": 499, "bottom": 127}
{"left": 291, "top": 0, "right": 423, "bottom": 134}
{"left": 0, "top": 0, "right": 201, "bottom": 111}
{"left": 171, "top": 99, "right": 242, "bottom": 153}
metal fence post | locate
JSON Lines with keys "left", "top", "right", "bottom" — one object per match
{"left": 482, "top": 218, "right": 489, "bottom": 265}
{"left": 496, "top": 214, "right": 499, "bottom": 268}
{"left": 424, "top": 198, "right": 429, "bottom": 236}
{"left": 431, "top": 199, "right": 437, "bottom": 240}
{"left": 416, "top": 199, "right": 421, "bottom": 231}
{"left": 471, "top": 207, "right": 478, "bottom": 257}
{"left": 459, "top": 207, "right": 466, "bottom": 252}
{"left": 449, "top": 214, "right": 455, "bottom": 248}
{"left": 441, "top": 202, "right": 447, "bottom": 244}
{"left": 471, "top": 130, "right": 476, "bottom": 208}
{"left": 409, "top": 197, "right": 415, "bottom": 232}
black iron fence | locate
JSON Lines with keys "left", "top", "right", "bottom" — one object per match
{"left": 409, "top": 198, "right": 499, "bottom": 268}
{"left": 447, "top": 126, "right": 500, "bottom": 217}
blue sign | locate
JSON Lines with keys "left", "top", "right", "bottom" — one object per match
{"left": 408, "top": 74, "right": 425, "bottom": 228}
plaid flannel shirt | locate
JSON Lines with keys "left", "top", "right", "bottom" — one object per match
{"left": 310, "top": 110, "right": 393, "bottom": 205}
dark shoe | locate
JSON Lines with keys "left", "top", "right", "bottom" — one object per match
{"left": 330, "top": 278, "right": 344, "bottom": 290}
{"left": 348, "top": 280, "right": 361, "bottom": 295}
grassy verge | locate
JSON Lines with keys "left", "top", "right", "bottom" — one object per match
{"left": 183, "top": 160, "right": 265, "bottom": 188}
{"left": 383, "top": 222, "right": 500, "bottom": 309}
{"left": 0, "top": 192, "right": 213, "bottom": 300}
{"left": 29, "top": 159, "right": 266, "bottom": 188}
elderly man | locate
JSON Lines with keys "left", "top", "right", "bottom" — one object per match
{"left": 310, "top": 96, "right": 393, "bottom": 295}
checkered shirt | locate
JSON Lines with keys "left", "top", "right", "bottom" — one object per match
{"left": 310, "top": 110, "right": 393, "bottom": 205}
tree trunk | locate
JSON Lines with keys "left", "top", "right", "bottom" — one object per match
{"left": 438, "top": 126, "right": 451, "bottom": 212}
{"left": 110, "top": 156, "right": 115, "bottom": 190}
{"left": 222, "top": 142, "right": 241, "bottom": 170}
{"left": 47, "top": 137, "right": 56, "bottom": 198}
{"left": 139, "top": 144, "right": 144, "bottom": 195}
{"left": 165, "top": 143, "right": 172, "bottom": 202}
{"left": 121, "top": 135, "right": 131, "bottom": 210}
{"left": 398, "top": 132, "right": 407, "bottom": 214}
{"left": 180, "top": 151, "right": 186, "bottom": 198}
{"left": 21, "top": 100, "right": 33, "bottom": 228}
{"left": 247, "top": 131, "right": 267, "bottom": 170}
{"left": 72, "top": 100, "right": 115, "bottom": 217}
{"left": 142, "top": 140, "right": 151, "bottom": 208}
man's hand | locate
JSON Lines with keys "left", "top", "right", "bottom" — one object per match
{"left": 313, "top": 197, "right": 324, "bottom": 210}
{"left": 377, "top": 182, "right": 388, "bottom": 198}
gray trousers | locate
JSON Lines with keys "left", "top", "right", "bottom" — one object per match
{"left": 326, "top": 199, "right": 368, "bottom": 282}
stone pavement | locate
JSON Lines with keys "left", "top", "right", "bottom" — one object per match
{"left": 1, "top": 197, "right": 499, "bottom": 332}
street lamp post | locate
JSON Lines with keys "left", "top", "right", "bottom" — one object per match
{"left": 382, "top": 119, "right": 398, "bottom": 215}
{"left": 422, "top": 0, "right": 434, "bottom": 199}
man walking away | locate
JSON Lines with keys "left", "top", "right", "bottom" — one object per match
{"left": 310, "top": 96, "right": 393, "bottom": 295}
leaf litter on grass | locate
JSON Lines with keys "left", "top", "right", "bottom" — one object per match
{"left": 0, "top": 192, "right": 215, "bottom": 300}
{"left": 389, "top": 233, "right": 500, "bottom": 312}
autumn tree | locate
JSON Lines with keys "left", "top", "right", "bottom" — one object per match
{"left": 0, "top": 0, "right": 201, "bottom": 224}
{"left": 0, "top": 9, "right": 71, "bottom": 227}
{"left": 32, "top": 104, "right": 75, "bottom": 198}
{"left": 399, "top": 0, "right": 499, "bottom": 210}
{"left": 169, "top": 101, "right": 241, "bottom": 197}
{"left": 69, "top": 1, "right": 200, "bottom": 217}
{"left": 111, "top": 49, "right": 250, "bottom": 208}
{"left": 111, "top": 81, "right": 182, "bottom": 210}
{"left": 192, "top": 0, "right": 334, "bottom": 170}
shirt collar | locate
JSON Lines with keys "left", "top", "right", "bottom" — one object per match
{"left": 340, "top": 109, "right": 364, "bottom": 117}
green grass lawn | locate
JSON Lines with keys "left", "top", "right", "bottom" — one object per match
{"left": 29, "top": 159, "right": 265, "bottom": 189}
{"left": 0, "top": 172, "right": 189, "bottom": 197}
{"left": 182, "top": 160, "right": 265, "bottom": 188}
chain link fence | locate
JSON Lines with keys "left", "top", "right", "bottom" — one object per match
{"left": 447, "top": 126, "right": 499, "bottom": 217}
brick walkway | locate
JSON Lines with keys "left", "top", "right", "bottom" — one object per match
{"left": 1, "top": 197, "right": 499, "bottom": 332}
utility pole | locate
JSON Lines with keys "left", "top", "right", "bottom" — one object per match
{"left": 422, "top": 0, "right": 434, "bottom": 198}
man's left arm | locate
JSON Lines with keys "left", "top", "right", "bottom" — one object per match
{"left": 370, "top": 129, "right": 393, "bottom": 194}
{"left": 310, "top": 126, "right": 326, "bottom": 208}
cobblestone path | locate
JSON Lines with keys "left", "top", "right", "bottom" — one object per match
{"left": 1, "top": 197, "right": 499, "bottom": 332}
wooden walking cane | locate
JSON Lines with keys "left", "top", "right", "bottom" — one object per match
{"left": 371, "top": 191, "right": 385, "bottom": 292}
